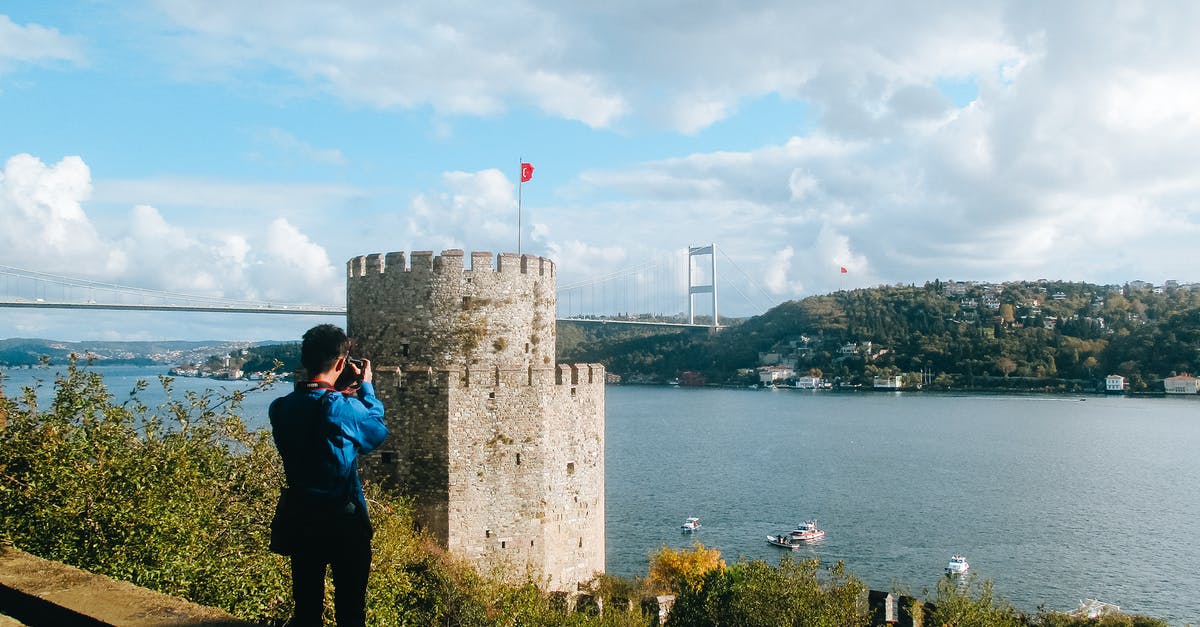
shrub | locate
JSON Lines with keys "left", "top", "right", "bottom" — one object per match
{"left": 666, "top": 556, "right": 868, "bottom": 627}
{"left": 928, "top": 575, "right": 1023, "bottom": 627}
{"left": 0, "top": 356, "right": 290, "bottom": 621}
{"left": 647, "top": 542, "right": 726, "bottom": 595}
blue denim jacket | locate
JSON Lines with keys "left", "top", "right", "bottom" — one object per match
{"left": 269, "top": 381, "right": 388, "bottom": 518}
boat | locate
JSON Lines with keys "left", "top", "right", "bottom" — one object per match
{"left": 681, "top": 517, "right": 701, "bottom": 533}
{"left": 1069, "top": 599, "right": 1121, "bottom": 619}
{"left": 945, "top": 554, "right": 970, "bottom": 574}
{"left": 766, "top": 520, "right": 825, "bottom": 548}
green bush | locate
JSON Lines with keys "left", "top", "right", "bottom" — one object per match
{"left": 0, "top": 356, "right": 290, "bottom": 621}
{"left": 666, "top": 556, "right": 868, "bottom": 627}
{"left": 928, "top": 575, "right": 1023, "bottom": 627}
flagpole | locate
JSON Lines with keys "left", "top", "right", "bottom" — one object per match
{"left": 518, "top": 158, "right": 523, "bottom": 255}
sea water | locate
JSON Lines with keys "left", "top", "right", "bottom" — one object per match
{"left": 607, "top": 386, "right": 1200, "bottom": 623}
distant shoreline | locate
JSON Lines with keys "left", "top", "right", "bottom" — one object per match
{"left": 617, "top": 380, "right": 1194, "bottom": 398}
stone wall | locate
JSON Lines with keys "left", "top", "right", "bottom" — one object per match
{"left": 346, "top": 250, "right": 605, "bottom": 591}
{"left": 0, "top": 546, "right": 252, "bottom": 627}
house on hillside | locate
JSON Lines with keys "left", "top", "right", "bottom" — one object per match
{"left": 873, "top": 375, "right": 904, "bottom": 389}
{"left": 794, "top": 375, "right": 824, "bottom": 389}
{"left": 1164, "top": 374, "right": 1200, "bottom": 394}
{"left": 758, "top": 365, "right": 795, "bottom": 385}
{"left": 1105, "top": 375, "right": 1126, "bottom": 394}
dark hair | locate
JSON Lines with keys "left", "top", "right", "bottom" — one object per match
{"left": 300, "top": 324, "right": 353, "bottom": 374}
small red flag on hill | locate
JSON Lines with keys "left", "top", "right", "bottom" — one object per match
{"left": 840, "top": 266, "right": 848, "bottom": 274}
{"left": 521, "top": 162, "right": 534, "bottom": 182}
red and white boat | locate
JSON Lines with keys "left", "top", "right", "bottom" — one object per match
{"left": 766, "top": 520, "right": 825, "bottom": 548}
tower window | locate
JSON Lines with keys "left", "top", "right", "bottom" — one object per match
{"left": 401, "top": 343, "right": 410, "bottom": 356}
{"left": 566, "top": 462, "right": 575, "bottom": 475}
{"left": 462, "top": 296, "right": 471, "bottom": 308}
{"left": 486, "top": 530, "right": 491, "bottom": 538}
{"left": 381, "top": 452, "right": 395, "bottom": 464}
{"left": 516, "top": 453, "right": 521, "bottom": 466}
{"left": 488, "top": 391, "right": 496, "bottom": 399}
{"left": 501, "top": 541, "right": 506, "bottom": 549}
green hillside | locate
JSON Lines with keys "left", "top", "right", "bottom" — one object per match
{"left": 559, "top": 280, "right": 1200, "bottom": 392}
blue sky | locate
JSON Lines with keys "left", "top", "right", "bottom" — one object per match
{"left": 3, "top": 1, "right": 1200, "bottom": 341}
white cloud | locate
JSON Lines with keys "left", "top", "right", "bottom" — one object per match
{"left": 0, "top": 154, "right": 116, "bottom": 273}
{"left": 152, "top": 0, "right": 630, "bottom": 128}
{"left": 405, "top": 169, "right": 519, "bottom": 253}
{"left": 545, "top": 240, "right": 627, "bottom": 283}
{"left": 94, "top": 177, "right": 364, "bottom": 215}
{"left": 541, "top": 1, "right": 1200, "bottom": 301}
{"left": 254, "top": 218, "right": 340, "bottom": 303}
{"left": 0, "top": 14, "right": 84, "bottom": 72}
{"left": 762, "top": 246, "right": 803, "bottom": 295}
{"left": 788, "top": 171, "right": 819, "bottom": 202}
{"left": 250, "top": 127, "right": 348, "bottom": 166}
{"left": 0, "top": 153, "right": 343, "bottom": 307}
{"left": 146, "top": 2, "right": 1031, "bottom": 134}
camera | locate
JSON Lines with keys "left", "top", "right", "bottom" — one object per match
{"left": 335, "top": 356, "right": 366, "bottom": 391}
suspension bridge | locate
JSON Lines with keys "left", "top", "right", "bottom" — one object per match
{"left": 0, "top": 245, "right": 772, "bottom": 328}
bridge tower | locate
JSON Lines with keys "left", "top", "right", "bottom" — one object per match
{"left": 688, "top": 243, "right": 719, "bottom": 327}
{"left": 344, "top": 250, "right": 605, "bottom": 592}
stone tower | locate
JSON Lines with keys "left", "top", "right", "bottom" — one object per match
{"left": 345, "top": 249, "right": 605, "bottom": 591}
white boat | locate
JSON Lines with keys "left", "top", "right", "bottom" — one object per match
{"left": 681, "top": 517, "right": 701, "bottom": 532}
{"left": 766, "top": 520, "right": 825, "bottom": 548}
{"left": 1069, "top": 599, "right": 1121, "bottom": 619}
{"left": 946, "top": 554, "right": 970, "bottom": 574}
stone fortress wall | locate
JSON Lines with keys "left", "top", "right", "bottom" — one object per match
{"left": 345, "top": 249, "right": 605, "bottom": 592}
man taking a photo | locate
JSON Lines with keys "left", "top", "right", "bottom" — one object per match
{"left": 269, "top": 324, "right": 388, "bottom": 627}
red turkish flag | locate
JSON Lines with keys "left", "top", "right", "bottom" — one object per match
{"left": 520, "top": 162, "right": 534, "bottom": 182}
{"left": 840, "top": 266, "right": 848, "bottom": 273}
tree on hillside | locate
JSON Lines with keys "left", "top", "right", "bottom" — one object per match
{"left": 999, "top": 303, "right": 1015, "bottom": 325}
{"left": 554, "top": 280, "right": 1200, "bottom": 391}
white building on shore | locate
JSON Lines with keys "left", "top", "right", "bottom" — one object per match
{"left": 1164, "top": 374, "right": 1200, "bottom": 394}
{"left": 1104, "top": 374, "right": 1126, "bottom": 393}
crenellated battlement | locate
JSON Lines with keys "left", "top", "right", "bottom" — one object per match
{"left": 376, "top": 363, "right": 605, "bottom": 389}
{"left": 347, "top": 248, "right": 558, "bottom": 373}
{"left": 347, "top": 249, "right": 555, "bottom": 281}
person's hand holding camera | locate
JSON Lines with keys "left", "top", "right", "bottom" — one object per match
{"left": 335, "top": 356, "right": 372, "bottom": 391}
{"left": 351, "top": 357, "right": 372, "bottom": 384}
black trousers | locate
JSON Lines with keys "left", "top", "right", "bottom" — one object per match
{"left": 287, "top": 530, "right": 372, "bottom": 627}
